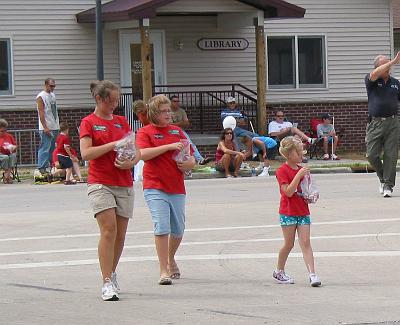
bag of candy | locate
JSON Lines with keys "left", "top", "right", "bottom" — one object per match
{"left": 300, "top": 173, "right": 319, "bottom": 204}
{"left": 114, "top": 132, "right": 136, "bottom": 161}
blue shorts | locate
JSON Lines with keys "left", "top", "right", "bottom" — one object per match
{"left": 144, "top": 189, "right": 186, "bottom": 237}
{"left": 279, "top": 214, "right": 311, "bottom": 226}
{"left": 57, "top": 154, "right": 73, "bottom": 168}
{"left": 320, "top": 136, "right": 334, "bottom": 143}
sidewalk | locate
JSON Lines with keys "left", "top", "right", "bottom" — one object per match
{"left": 191, "top": 156, "right": 400, "bottom": 179}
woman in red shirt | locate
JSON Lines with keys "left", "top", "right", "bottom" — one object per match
{"left": 80, "top": 80, "right": 141, "bottom": 301}
{"left": 0, "top": 119, "right": 18, "bottom": 184}
{"left": 274, "top": 136, "right": 321, "bottom": 287}
{"left": 136, "top": 94, "right": 195, "bottom": 285}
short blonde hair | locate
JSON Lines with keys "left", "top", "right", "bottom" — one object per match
{"left": 132, "top": 100, "right": 147, "bottom": 114}
{"left": 147, "top": 94, "right": 171, "bottom": 125}
{"left": 279, "top": 136, "right": 305, "bottom": 159}
{"left": 0, "top": 118, "right": 8, "bottom": 128}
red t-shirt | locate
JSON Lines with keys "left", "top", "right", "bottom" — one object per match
{"left": 79, "top": 113, "right": 133, "bottom": 187}
{"left": 136, "top": 124, "right": 189, "bottom": 194}
{"left": 275, "top": 163, "right": 310, "bottom": 216}
{"left": 0, "top": 133, "right": 16, "bottom": 155}
{"left": 56, "top": 133, "right": 72, "bottom": 156}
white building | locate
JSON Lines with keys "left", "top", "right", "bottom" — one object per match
{"left": 0, "top": 0, "right": 397, "bottom": 154}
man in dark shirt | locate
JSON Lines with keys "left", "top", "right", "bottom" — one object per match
{"left": 365, "top": 52, "right": 400, "bottom": 197}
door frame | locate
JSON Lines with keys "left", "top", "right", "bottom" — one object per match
{"left": 118, "top": 29, "right": 167, "bottom": 90}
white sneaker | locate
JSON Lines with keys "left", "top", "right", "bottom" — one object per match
{"left": 379, "top": 183, "right": 384, "bottom": 195}
{"left": 258, "top": 166, "right": 270, "bottom": 177}
{"left": 309, "top": 273, "right": 321, "bottom": 287}
{"left": 111, "top": 272, "right": 120, "bottom": 293}
{"left": 273, "top": 270, "right": 294, "bottom": 284}
{"left": 383, "top": 185, "right": 393, "bottom": 198}
{"left": 102, "top": 278, "right": 119, "bottom": 301}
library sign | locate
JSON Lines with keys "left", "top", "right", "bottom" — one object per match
{"left": 197, "top": 38, "right": 249, "bottom": 51}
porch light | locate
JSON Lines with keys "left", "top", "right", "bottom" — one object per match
{"left": 174, "top": 39, "right": 184, "bottom": 50}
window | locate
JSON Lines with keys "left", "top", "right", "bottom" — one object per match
{"left": 0, "top": 39, "right": 12, "bottom": 95}
{"left": 267, "top": 36, "right": 326, "bottom": 89}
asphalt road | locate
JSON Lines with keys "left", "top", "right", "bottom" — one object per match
{"left": 1, "top": 173, "right": 400, "bottom": 325}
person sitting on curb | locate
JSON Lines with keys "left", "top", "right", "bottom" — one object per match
{"left": 317, "top": 113, "right": 340, "bottom": 160}
{"left": 55, "top": 122, "right": 84, "bottom": 184}
{"left": 268, "top": 111, "right": 316, "bottom": 145}
{"left": 170, "top": 95, "right": 211, "bottom": 165}
{"left": 215, "top": 128, "right": 245, "bottom": 178}
{"left": 252, "top": 136, "right": 278, "bottom": 177}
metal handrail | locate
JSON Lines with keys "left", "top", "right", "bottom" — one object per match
{"left": 8, "top": 128, "right": 39, "bottom": 166}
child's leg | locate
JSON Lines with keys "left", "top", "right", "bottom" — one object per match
{"left": 65, "top": 167, "right": 72, "bottom": 181}
{"left": 297, "top": 225, "right": 316, "bottom": 273}
{"left": 277, "top": 225, "right": 296, "bottom": 270}
{"left": 72, "top": 161, "right": 83, "bottom": 179}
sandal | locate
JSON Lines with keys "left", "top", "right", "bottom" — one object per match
{"left": 76, "top": 179, "right": 86, "bottom": 183}
{"left": 64, "top": 180, "right": 76, "bottom": 185}
{"left": 168, "top": 264, "right": 181, "bottom": 279}
{"left": 158, "top": 277, "right": 172, "bottom": 285}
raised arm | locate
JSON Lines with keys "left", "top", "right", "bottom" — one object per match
{"left": 370, "top": 52, "right": 400, "bottom": 82}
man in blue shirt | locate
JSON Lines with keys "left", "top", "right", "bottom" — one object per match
{"left": 365, "top": 52, "right": 400, "bottom": 197}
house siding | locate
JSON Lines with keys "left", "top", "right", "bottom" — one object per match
{"left": 151, "top": 0, "right": 391, "bottom": 103}
{"left": 0, "top": 0, "right": 392, "bottom": 110}
{"left": 0, "top": 0, "right": 119, "bottom": 111}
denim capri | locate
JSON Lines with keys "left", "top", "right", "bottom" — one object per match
{"left": 144, "top": 189, "right": 186, "bottom": 237}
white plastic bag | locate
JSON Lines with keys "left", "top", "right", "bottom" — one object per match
{"left": 300, "top": 173, "right": 319, "bottom": 204}
{"left": 172, "top": 139, "right": 191, "bottom": 162}
{"left": 114, "top": 132, "right": 136, "bottom": 161}
{"left": 134, "top": 159, "right": 144, "bottom": 182}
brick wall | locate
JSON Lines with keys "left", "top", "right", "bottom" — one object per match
{"left": 266, "top": 101, "right": 369, "bottom": 152}
{"left": 0, "top": 102, "right": 369, "bottom": 164}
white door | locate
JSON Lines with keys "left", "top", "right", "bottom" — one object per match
{"left": 119, "top": 30, "right": 166, "bottom": 98}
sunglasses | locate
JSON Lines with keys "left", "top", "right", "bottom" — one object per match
{"left": 49, "top": 85, "right": 56, "bottom": 88}
{"left": 225, "top": 132, "right": 233, "bottom": 135}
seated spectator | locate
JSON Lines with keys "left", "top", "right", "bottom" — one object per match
{"left": 55, "top": 122, "right": 84, "bottom": 184}
{"left": 221, "top": 96, "right": 258, "bottom": 147}
{"left": 268, "top": 111, "right": 315, "bottom": 145}
{"left": 133, "top": 99, "right": 150, "bottom": 126}
{"left": 252, "top": 136, "right": 278, "bottom": 177}
{"left": 0, "top": 118, "right": 18, "bottom": 184}
{"left": 170, "top": 95, "right": 211, "bottom": 165}
{"left": 51, "top": 148, "right": 66, "bottom": 179}
{"left": 317, "top": 113, "right": 340, "bottom": 160}
{"left": 215, "top": 128, "right": 245, "bottom": 178}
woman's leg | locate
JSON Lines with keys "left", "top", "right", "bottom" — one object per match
{"left": 96, "top": 208, "right": 117, "bottom": 281}
{"left": 155, "top": 235, "right": 170, "bottom": 278}
{"left": 112, "top": 215, "right": 129, "bottom": 272}
{"left": 277, "top": 225, "right": 296, "bottom": 270}
{"left": 221, "top": 154, "right": 232, "bottom": 177}
{"left": 297, "top": 225, "right": 315, "bottom": 274}
{"left": 233, "top": 154, "right": 243, "bottom": 177}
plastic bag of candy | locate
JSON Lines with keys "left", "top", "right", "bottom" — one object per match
{"left": 300, "top": 173, "right": 319, "bottom": 204}
{"left": 114, "top": 132, "right": 136, "bottom": 161}
{"left": 172, "top": 139, "right": 191, "bottom": 162}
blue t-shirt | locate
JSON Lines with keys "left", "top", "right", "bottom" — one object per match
{"left": 253, "top": 136, "right": 277, "bottom": 153}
